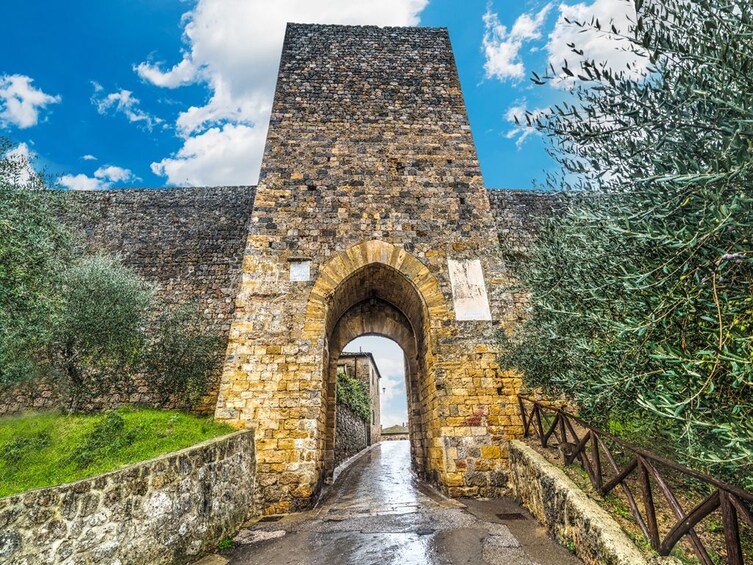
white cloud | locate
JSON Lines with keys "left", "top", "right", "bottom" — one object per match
{"left": 94, "top": 165, "right": 135, "bottom": 183}
{"left": 546, "top": 0, "right": 647, "bottom": 86}
{"left": 483, "top": 4, "right": 552, "bottom": 82}
{"left": 56, "top": 173, "right": 103, "bottom": 191}
{"left": 2, "top": 142, "right": 38, "bottom": 186}
{"left": 57, "top": 164, "right": 137, "bottom": 191}
{"left": 135, "top": 58, "right": 197, "bottom": 89}
{"left": 82, "top": 154, "right": 97, "bottom": 161}
{"left": 0, "top": 74, "right": 61, "bottom": 129}
{"left": 138, "top": 0, "right": 428, "bottom": 186}
{"left": 92, "top": 83, "right": 164, "bottom": 131}
{"left": 504, "top": 102, "right": 548, "bottom": 147}
{"left": 150, "top": 123, "right": 265, "bottom": 186}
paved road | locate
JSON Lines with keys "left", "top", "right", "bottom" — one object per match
{"left": 208, "top": 441, "right": 580, "bottom": 565}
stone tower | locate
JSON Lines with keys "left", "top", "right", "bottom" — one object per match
{"left": 215, "top": 24, "right": 523, "bottom": 514}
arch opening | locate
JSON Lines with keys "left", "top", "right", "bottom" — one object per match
{"left": 335, "top": 335, "right": 408, "bottom": 463}
{"left": 320, "top": 262, "right": 436, "bottom": 483}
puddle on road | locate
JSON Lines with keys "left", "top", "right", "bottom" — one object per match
{"left": 345, "top": 532, "right": 434, "bottom": 565}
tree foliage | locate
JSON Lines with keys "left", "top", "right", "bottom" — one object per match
{"left": 0, "top": 139, "right": 73, "bottom": 385}
{"left": 500, "top": 0, "right": 753, "bottom": 486}
{"left": 336, "top": 369, "right": 371, "bottom": 423}
{"left": 51, "top": 254, "right": 154, "bottom": 411}
{"left": 142, "top": 301, "right": 223, "bottom": 409}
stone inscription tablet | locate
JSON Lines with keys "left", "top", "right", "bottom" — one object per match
{"left": 290, "top": 260, "right": 311, "bottom": 282}
{"left": 447, "top": 259, "right": 492, "bottom": 321}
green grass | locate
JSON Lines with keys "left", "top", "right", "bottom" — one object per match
{"left": 0, "top": 407, "right": 234, "bottom": 497}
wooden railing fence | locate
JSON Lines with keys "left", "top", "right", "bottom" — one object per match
{"left": 518, "top": 395, "right": 753, "bottom": 565}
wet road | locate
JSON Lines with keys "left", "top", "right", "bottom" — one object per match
{"left": 210, "top": 441, "right": 580, "bottom": 565}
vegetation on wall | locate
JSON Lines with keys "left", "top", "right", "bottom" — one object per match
{"left": 500, "top": 0, "right": 753, "bottom": 487}
{"left": 336, "top": 369, "right": 371, "bottom": 423}
{"left": 0, "top": 139, "right": 222, "bottom": 412}
{"left": 142, "top": 301, "right": 223, "bottom": 409}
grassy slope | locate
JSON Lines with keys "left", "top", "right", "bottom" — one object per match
{"left": 0, "top": 407, "right": 233, "bottom": 497}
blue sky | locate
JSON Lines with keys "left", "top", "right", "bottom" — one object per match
{"left": 2, "top": 0, "right": 637, "bottom": 425}
{"left": 0, "top": 0, "right": 636, "bottom": 191}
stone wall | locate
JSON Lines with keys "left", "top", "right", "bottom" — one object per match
{"left": 337, "top": 353, "right": 381, "bottom": 444}
{"left": 66, "top": 186, "right": 255, "bottom": 411}
{"left": 381, "top": 434, "right": 409, "bottom": 442}
{"left": 334, "top": 404, "right": 368, "bottom": 468}
{"left": 485, "top": 189, "right": 563, "bottom": 336}
{"left": 0, "top": 430, "right": 255, "bottom": 565}
{"left": 65, "top": 186, "right": 255, "bottom": 331}
{"left": 486, "top": 189, "right": 563, "bottom": 256}
{"left": 0, "top": 186, "right": 255, "bottom": 415}
{"left": 508, "top": 440, "right": 649, "bottom": 565}
{"left": 216, "top": 23, "right": 527, "bottom": 513}
{"left": 0, "top": 379, "right": 59, "bottom": 416}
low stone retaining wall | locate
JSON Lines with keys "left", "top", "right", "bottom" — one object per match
{"left": 0, "top": 430, "right": 255, "bottom": 565}
{"left": 509, "top": 440, "right": 650, "bottom": 565}
{"left": 334, "top": 404, "right": 368, "bottom": 468}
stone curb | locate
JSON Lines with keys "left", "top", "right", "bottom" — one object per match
{"left": 509, "top": 440, "right": 663, "bottom": 565}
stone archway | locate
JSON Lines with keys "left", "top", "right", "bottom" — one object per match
{"left": 305, "top": 240, "right": 453, "bottom": 488}
{"left": 327, "top": 299, "right": 424, "bottom": 481}
{"left": 218, "top": 238, "right": 515, "bottom": 514}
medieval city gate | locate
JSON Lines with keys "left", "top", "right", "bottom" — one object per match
{"left": 214, "top": 23, "right": 524, "bottom": 514}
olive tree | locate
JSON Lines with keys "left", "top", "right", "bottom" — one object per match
{"left": 0, "top": 139, "right": 73, "bottom": 386}
{"left": 51, "top": 254, "right": 153, "bottom": 411}
{"left": 501, "top": 0, "right": 753, "bottom": 486}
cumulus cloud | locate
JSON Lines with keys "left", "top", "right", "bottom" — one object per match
{"left": 82, "top": 154, "right": 97, "bottom": 161}
{"left": 94, "top": 165, "right": 135, "bottom": 183}
{"left": 57, "top": 164, "right": 138, "bottom": 191}
{"left": 56, "top": 173, "right": 103, "bottom": 191}
{"left": 0, "top": 74, "right": 61, "bottom": 129}
{"left": 137, "top": 0, "right": 428, "bottom": 186}
{"left": 483, "top": 4, "right": 552, "bottom": 81}
{"left": 92, "top": 83, "right": 164, "bottom": 131}
{"left": 504, "top": 102, "right": 548, "bottom": 147}
{"left": 150, "top": 123, "right": 265, "bottom": 187}
{"left": 546, "top": 0, "right": 647, "bottom": 86}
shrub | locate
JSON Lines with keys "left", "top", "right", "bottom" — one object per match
{"left": 336, "top": 369, "right": 371, "bottom": 422}
{"left": 142, "top": 301, "right": 223, "bottom": 409}
{"left": 51, "top": 254, "right": 153, "bottom": 411}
